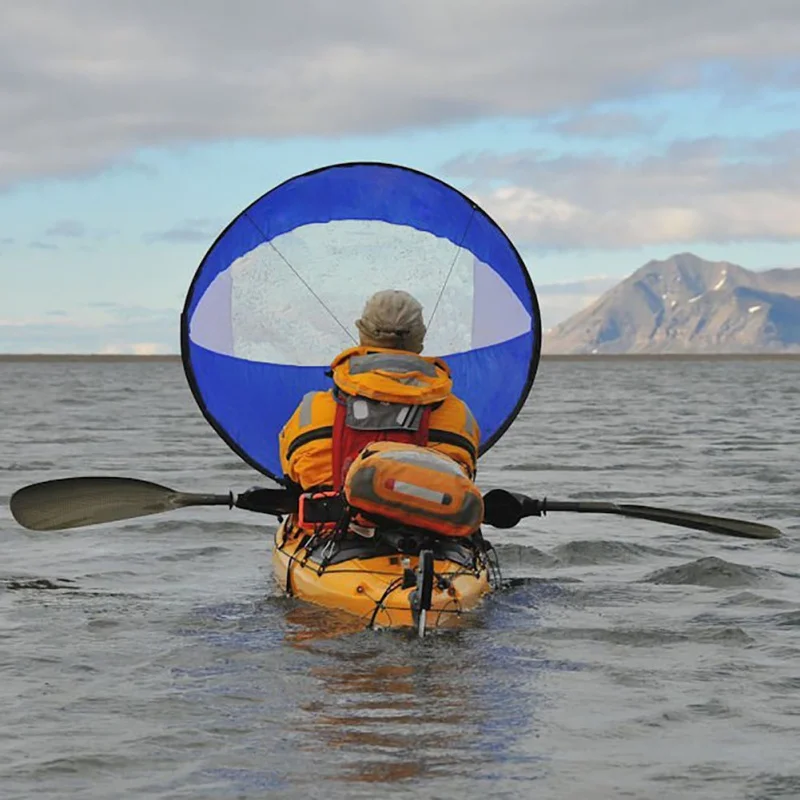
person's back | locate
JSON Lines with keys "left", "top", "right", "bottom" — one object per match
{"left": 279, "top": 290, "right": 480, "bottom": 492}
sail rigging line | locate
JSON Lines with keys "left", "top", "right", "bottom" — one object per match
{"left": 426, "top": 204, "right": 477, "bottom": 333}
{"left": 244, "top": 210, "right": 357, "bottom": 345}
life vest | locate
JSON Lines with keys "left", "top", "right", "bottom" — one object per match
{"left": 329, "top": 347, "right": 454, "bottom": 490}
{"left": 279, "top": 347, "right": 480, "bottom": 490}
{"left": 343, "top": 441, "right": 484, "bottom": 538}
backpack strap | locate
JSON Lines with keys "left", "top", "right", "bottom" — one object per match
{"left": 331, "top": 392, "right": 432, "bottom": 490}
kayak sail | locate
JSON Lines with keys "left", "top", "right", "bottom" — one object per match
{"left": 181, "top": 162, "right": 541, "bottom": 483}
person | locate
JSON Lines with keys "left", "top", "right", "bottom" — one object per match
{"left": 279, "top": 290, "right": 480, "bottom": 494}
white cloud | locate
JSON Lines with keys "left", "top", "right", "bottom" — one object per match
{"left": 537, "top": 276, "right": 619, "bottom": 296}
{"left": 536, "top": 276, "right": 619, "bottom": 328}
{"left": 131, "top": 342, "right": 167, "bottom": 355}
{"left": 45, "top": 219, "right": 86, "bottom": 237}
{"left": 99, "top": 341, "right": 171, "bottom": 355}
{"left": 448, "top": 133, "right": 800, "bottom": 248}
{"left": 1, "top": 0, "right": 799, "bottom": 186}
{"left": 0, "top": 304, "right": 178, "bottom": 353}
{"left": 143, "top": 218, "right": 222, "bottom": 244}
{"left": 541, "top": 111, "right": 665, "bottom": 138}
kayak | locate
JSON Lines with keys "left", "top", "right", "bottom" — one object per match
{"left": 272, "top": 517, "right": 496, "bottom": 632}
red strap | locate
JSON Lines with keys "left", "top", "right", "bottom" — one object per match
{"left": 331, "top": 399, "right": 349, "bottom": 490}
{"left": 331, "top": 398, "right": 432, "bottom": 490}
{"left": 416, "top": 403, "right": 431, "bottom": 443}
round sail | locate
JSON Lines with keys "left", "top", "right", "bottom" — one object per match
{"left": 181, "top": 162, "right": 541, "bottom": 482}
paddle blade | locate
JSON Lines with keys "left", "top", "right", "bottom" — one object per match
{"left": 10, "top": 477, "right": 231, "bottom": 531}
{"left": 615, "top": 502, "right": 782, "bottom": 540}
{"left": 538, "top": 500, "right": 781, "bottom": 540}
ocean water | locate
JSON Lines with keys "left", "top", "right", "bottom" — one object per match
{"left": 1, "top": 357, "right": 799, "bottom": 800}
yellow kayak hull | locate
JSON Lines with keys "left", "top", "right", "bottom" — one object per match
{"left": 272, "top": 520, "right": 493, "bottom": 631}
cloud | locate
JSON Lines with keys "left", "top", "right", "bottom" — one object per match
{"left": 445, "top": 131, "right": 800, "bottom": 249}
{"left": 29, "top": 239, "right": 58, "bottom": 250}
{"left": 0, "top": 303, "right": 178, "bottom": 353}
{"left": 2, "top": 1, "right": 799, "bottom": 187}
{"left": 542, "top": 111, "right": 664, "bottom": 138}
{"left": 143, "top": 218, "right": 220, "bottom": 244}
{"left": 535, "top": 276, "right": 619, "bottom": 329}
{"left": 98, "top": 342, "right": 171, "bottom": 355}
{"left": 45, "top": 219, "right": 86, "bottom": 237}
{"left": 536, "top": 276, "right": 619, "bottom": 296}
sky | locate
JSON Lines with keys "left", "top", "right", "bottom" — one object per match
{"left": 2, "top": 0, "right": 800, "bottom": 353}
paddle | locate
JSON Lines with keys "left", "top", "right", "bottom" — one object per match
{"left": 10, "top": 477, "right": 782, "bottom": 540}
{"left": 9, "top": 477, "right": 296, "bottom": 532}
{"left": 482, "top": 489, "right": 782, "bottom": 540}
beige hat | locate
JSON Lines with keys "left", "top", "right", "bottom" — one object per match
{"left": 355, "top": 290, "right": 427, "bottom": 353}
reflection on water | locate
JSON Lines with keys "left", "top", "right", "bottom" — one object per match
{"left": 169, "top": 587, "right": 554, "bottom": 793}
{"left": 289, "top": 582, "right": 561, "bottom": 789}
{"left": 282, "top": 603, "right": 369, "bottom": 644}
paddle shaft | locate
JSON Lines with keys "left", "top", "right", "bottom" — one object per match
{"left": 175, "top": 493, "right": 232, "bottom": 507}
{"left": 481, "top": 489, "right": 781, "bottom": 540}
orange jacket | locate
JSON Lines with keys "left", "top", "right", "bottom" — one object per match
{"left": 279, "top": 346, "right": 480, "bottom": 490}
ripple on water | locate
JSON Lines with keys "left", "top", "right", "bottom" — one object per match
{"left": 772, "top": 610, "right": 800, "bottom": 627}
{"left": 0, "top": 460, "right": 56, "bottom": 472}
{"left": 532, "top": 624, "right": 753, "bottom": 647}
{"left": 746, "top": 773, "right": 800, "bottom": 800}
{"left": 2, "top": 576, "right": 77, "bottom": 591}
{"left": 719, "top": 591, "right": 797, "bottom": 608}
{"left": 491, "top": 543, "right": 560, "bottom": 569}
{"left": 641, "top": 556, "right": 774, "bottom": 588}
{"left": 550, "top": 539, "right": 677, "bottom": 565}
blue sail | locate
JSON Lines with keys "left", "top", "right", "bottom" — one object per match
{"left": 181, "top": 162, "right": 541, "bottom": 482}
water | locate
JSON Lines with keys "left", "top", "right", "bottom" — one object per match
{"left": 1, "top": 357, "right": 799, "bottom": 799}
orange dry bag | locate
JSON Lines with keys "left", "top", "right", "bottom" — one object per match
{"left": 343, "top": 442, "right": 484, "bottom": 538}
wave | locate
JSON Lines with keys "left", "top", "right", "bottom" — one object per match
{"left": 550, "top": 539, "right": 676, "bottom": 566}
{"left": 641, "top": 556, "right": 772, "bottom": 588}
{"left": 2, "top": 575, "right": 77, "bottom": 591}
{"left": 492, "top": 543, "right": 560, "bottom": 568}
{"left": 533, "top": 624, "right": 752, "bottom": 647}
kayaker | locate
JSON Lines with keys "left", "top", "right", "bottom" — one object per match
{"left": 279, "top": 289, "right": 480, "bottom": 493}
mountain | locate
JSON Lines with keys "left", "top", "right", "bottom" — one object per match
{"left": 543, "top": 253, "right": 800, "bottom": 354}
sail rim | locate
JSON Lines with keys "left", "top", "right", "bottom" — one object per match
{"left": 180, "top": 160, "right": 542, "bottom": 481}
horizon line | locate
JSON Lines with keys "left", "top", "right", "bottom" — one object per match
{"left": 2, "top": 352, "right": 800, "bottom": 363}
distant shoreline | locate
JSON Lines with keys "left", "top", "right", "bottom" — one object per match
{"left": 2, "top": 353, "right": 800, "bottom": 363}
{"left": 543, "top": 353, "right": 800, "bottom": 361}
{"left": 0, "top": 354, "right": 182, "bottom": 362}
